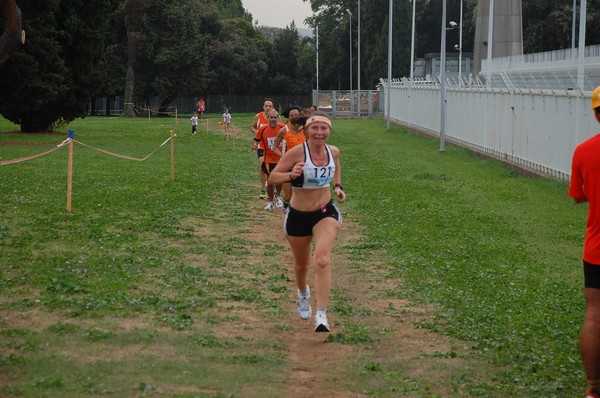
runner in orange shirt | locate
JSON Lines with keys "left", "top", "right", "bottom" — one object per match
{"left": 570, "top": 86, "right": 600, "bottom": 398}
{"left": 252, "top": 109, "right": 286, "bottom": 211}
{"left": 272, "top": 107, "right": 308, "bottom": 211}
{"left": 250, "top": 98, "right": 274, "bottom": 199}
{"left": 197, "top": 98, "right": 205, "bottom": 119}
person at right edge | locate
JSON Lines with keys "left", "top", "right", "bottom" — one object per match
{"left": 569, "top": 86, "right": 600, "bottom": 398}
{"left": 268, "top": 112, "right": 346, "bottom": 332}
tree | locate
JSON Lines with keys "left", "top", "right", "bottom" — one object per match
{"left": 123, "top": 0, "right": 143, "bottom": 117}
{"left": 522, "top": 0, "right": 600, "bottom": 53}
{"left": 306, "top": 0, "right": 412, "bottom": 90}
{"left": 208, "top": 18, "right": 269, "bottom": 95}
{"left": 305, "top": 1, "right": 351, "bottom": 90}
{"left": 207, "top": 0, "right": 250, "bottom": 20}
{"left": 0, "top": 0, "right": 25, "bottom": 64}
{"left": 134, "top": 0, "right": 217, "bottom": 113}
{"left": 93, "top": 2, "right": 127, "bottom": 116}
{"left": 360, "top": 0, "right": 412, "bottom": 88}
{"left": 297, "top": 35, "right": 317, "bottom": 93}
{"left": 0, "top": 0, "right": 119, "bottom": 132}
{"left": 261, "top": 22, "right": 306, "bottom": 94}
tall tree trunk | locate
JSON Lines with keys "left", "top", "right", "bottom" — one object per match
{"left": 123, "top": 31, "right": 139, "bottom": 116}
{"left": 0, "top": 0, "right": 25, "bottom": 65}
{"left": 122, "top": 0, "right": 143, "bottom": 117}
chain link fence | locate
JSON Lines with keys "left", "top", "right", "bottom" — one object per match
{"left": 311, "top": 90, "right": 382, "bottom": 117}
{"left": 88, "top": 95, "right": 313, "bottom": 116}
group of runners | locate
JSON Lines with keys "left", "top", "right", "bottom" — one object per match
{"left": 190, "top": 98, "right": 232, "bottom": 137}
{"left": 251, "top": 100, "right": 308, "bottom": 211}
{"left": 250, "top": 98, "right": 345, "bottom": 333}
{"left": 191, "top": 97, "right": 347, "bottom": 333}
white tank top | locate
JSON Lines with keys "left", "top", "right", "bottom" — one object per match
{"left": 292, "top": 142, "right": 335, "bottom": 189}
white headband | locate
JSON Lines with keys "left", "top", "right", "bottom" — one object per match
{"left": 305, "top": 115, "right": 332, "bottom": 128}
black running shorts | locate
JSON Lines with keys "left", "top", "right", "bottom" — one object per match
{"left": 584, "top": 261, "right": 600, "bottom": 289}
{"left": 284, "top": 200, "right": 342, "bottom": 237}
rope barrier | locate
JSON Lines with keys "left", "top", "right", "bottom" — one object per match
{"left": 73, "top": 135, "right": 174, "bottom": 162}
{"left": 2, "top": 121, "right": 249, "bottom": 212}
{"left": 2, "top": 130, "right": 177, "bottom": 213}
{"left": 0, "top": 138, "right": 70, "bottom": 166}
{"left": 1, "top": 134, "right": 174, "bottom": 166}
{"left": 133, "top": 104, "right": 178, "bottom": 116}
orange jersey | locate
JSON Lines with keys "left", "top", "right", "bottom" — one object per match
{"left": 256, "top": 123, "right": 286, "bottom": 164}
{"left": 255, "top": 112, "right": 269, "bottom": 130}
{"left": 570, "top": 133, "right": 600, "bottom": 264}
{"left": 284, "top": 126, "right": 306, "bottom": 150}
{"left": 254, "top": 112, "right": 269, "bottom": 149}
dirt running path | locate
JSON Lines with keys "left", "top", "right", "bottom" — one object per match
{"left": 245, "top": 198, "right": 476, "bottom": 397}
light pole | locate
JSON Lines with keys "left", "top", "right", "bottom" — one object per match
{"left": 316, "top": 25, "right": 319, "bottom": 92}
{"left": 439, "top": 0, "right": 457, "bottom": 153}
{"left": 577, "top": 0, "right": 587, "bottom": 92}
{"left": 458, "top": 0, "right": 463, "bottom": 83}
{"left": 410, "top": 0, "right": 416, "bottom": 79}
{"left": 358, "top": 0, "right": 361, "bottom": 114}
{"left": 486, "top": 0, "right": 494, "bottom": 85}
{"left": 572, "top": 0, "right": 577, "bottom": 51}
{"left": 346, "top": 8, "right": 353, "bottom": 116}
{"left": 387, "top": 0, "right": 393, "bottom": 129}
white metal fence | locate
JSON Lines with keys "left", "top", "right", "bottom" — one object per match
{"left": 381, "top": 81, "right": 597, "bottom": 181}
{"left": 379, "top": 45, "right": 600, "bottom": 181}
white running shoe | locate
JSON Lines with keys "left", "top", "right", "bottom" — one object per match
{"left": 264, "top": 201, "right": 274, "bottom": 211}
{"left": 314, "top": 311, "right": 330, "bottom": 332}
{"left": 275, "top": 195, "right": 284, "bottom": 209}
{"left": 296, "top": 286, "right": 311, "bottom": 320}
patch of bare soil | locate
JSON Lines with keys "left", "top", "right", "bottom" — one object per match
{"left": 240, "top": 196, "right": 474, "bottom": 397}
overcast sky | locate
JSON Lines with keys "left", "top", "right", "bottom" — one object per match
{"left": 242, "top": 0, "right": 313, "bottom": 29}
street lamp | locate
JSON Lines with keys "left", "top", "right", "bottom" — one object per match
{"left": 454, "top": 43, "right": 463, "bottom": 84}
{"left": 346, "top": 8, "right": 353, "bottom": 116}
{"left": 439, "top": 0, "right": 457, "bottom": 153}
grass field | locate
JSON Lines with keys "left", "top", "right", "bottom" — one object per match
{"left": 0, "top": 113, "right": 590, "bottom": 397}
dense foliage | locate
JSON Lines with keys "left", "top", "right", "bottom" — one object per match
{"left": 2, "top": 0, "right": 600, "bottom": 131}
{"left": 522, "top": 0, "right": 600, "bottom": 54}
{"left": 0, "top": 0, "right": 119, "bottom": 132}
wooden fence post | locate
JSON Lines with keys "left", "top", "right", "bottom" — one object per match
{"left": 170, "top": 129, "right": 175, "bottom": 182}
{"left": 66, "top": 130, "right": 74, "bottom": 213}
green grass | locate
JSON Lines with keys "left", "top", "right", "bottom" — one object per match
{"left": 338, "top": 119, "right": 586, "bottom": 396}
{"left": 0, "top": 113, "right": 589, "bottom": 397}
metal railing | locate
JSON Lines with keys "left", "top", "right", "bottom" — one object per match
{"left": 312, "top": 90, "right": 382, "bottom": 117}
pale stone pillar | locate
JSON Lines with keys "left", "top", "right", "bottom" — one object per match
{"left": 473, "top": 0, "right": 523, "bottom": 76}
